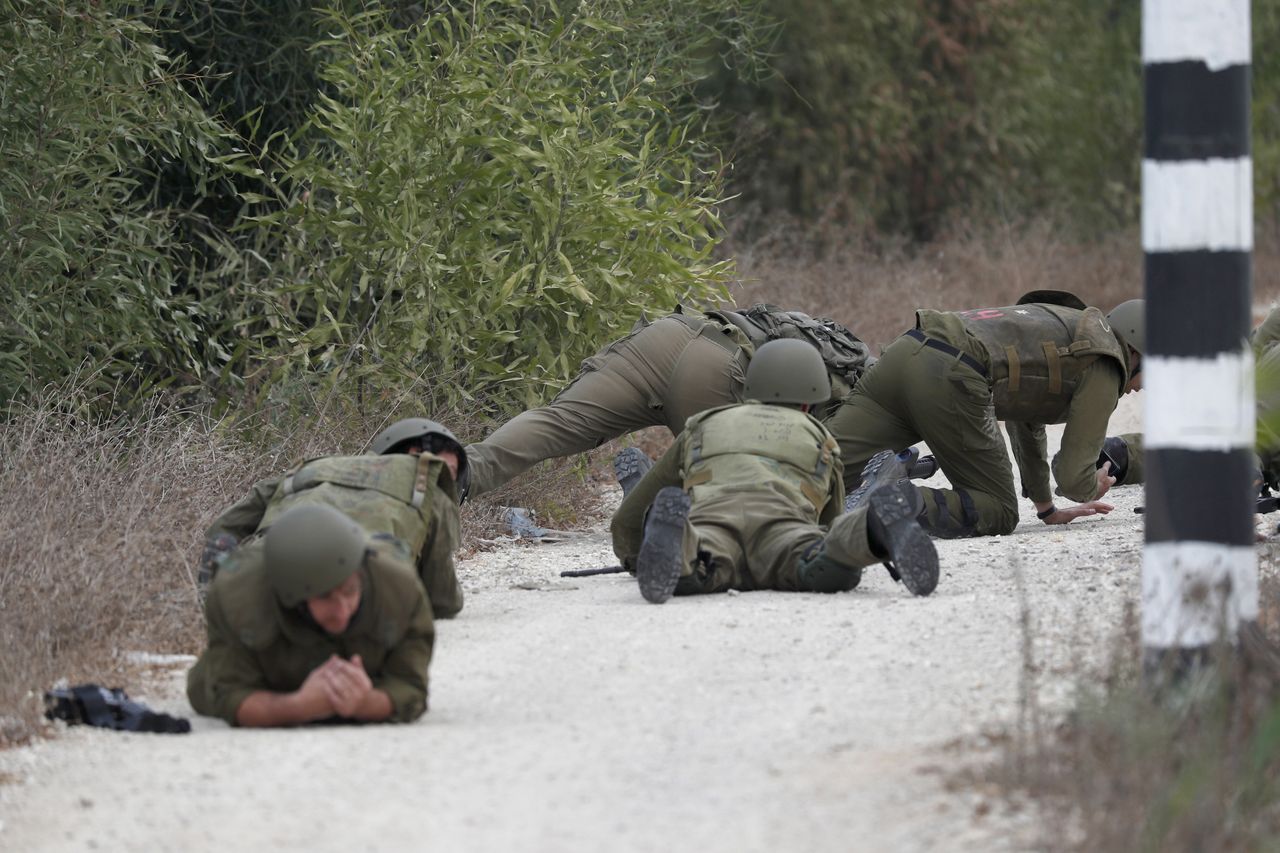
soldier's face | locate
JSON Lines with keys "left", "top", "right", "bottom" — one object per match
{"left": 405, "top": 444, "right": 460, "bottom": 479}
{"left": 306, "top": 573, "right": 363, "bottom": 635}
{"left": 435, "top": 449, "right": 460, "bottom": 480}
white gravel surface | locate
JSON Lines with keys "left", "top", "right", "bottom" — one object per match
{"left": 0, "top": 395, "right": 1224, "bottom": 853}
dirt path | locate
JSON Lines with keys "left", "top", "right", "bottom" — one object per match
{"left": 0, "top": 399, "right": 1162, "bottom": 852}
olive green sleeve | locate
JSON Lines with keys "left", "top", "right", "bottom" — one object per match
{"left": 371, "top": 590, "right": 435, "bottom": 723}
{"left": 1007, "top": 421, "right": 1051, "bottom": 504}
{"left": 205, "top": 476, "right": 281, "bottom": 542}
{"left": 610, "top": 437, "right": 687, "bottom": 571}
{"left": 1052, "top": 360, "right": 1125, "bottom": 502}
{"left": 186, "top": 590, "right": 271, "bottom": 725}
{"left": 418, "top": 489, "right": 463, "bottom": 619}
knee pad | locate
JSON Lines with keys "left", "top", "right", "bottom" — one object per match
{"left": 917, "top": 487, "right": 980, "bottom": 539}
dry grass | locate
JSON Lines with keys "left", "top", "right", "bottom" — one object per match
{"left": 0, "top": 387, "right": 257, "bottom": 743}
{"left": 986, "top": 558, "right": 1280, "bottom": 851}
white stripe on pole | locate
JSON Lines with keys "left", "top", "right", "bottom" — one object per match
{"left": 1143, "top": 542, "right": 1259, "bottom": 647}
{"left": 1142, "top": 0, "right": 1250, "bottom": 70}
{"left": 1142, "top": 159, "right": 1253, "bottom": 252}
{"left": 1142, "top": 350, "right": 1255, "bottom": 450}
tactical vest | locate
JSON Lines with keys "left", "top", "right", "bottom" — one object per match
{"left": 681, "top": 402, "right": 839, "bottom": 515}
{"left": 258, "top": 453, "right": 449, "bottom": 563}
{"left": 958, "top": 303, "right": 1127, "bottom": 423}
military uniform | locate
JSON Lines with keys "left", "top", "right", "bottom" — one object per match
{"left": 825, "top": 301, "right": 1134, "bottom": 538}
{"left": 187, "top": 540, "right": 434, "bottom": 724}
{"left": 611, "top": 402, "right": 886, "bottom": 593}
{"left": 465, "top": 308, "right": 752, "bottom": 498}
{"left": 465, "top": 305, "right": 874, "bottom": 498}
{"left": 206, "top": 452, "right": 463, "bottom": 618}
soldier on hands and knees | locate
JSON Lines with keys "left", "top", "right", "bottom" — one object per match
{"left": 187, "top": 504, "right": 435, "bottom": 727}
{"left": 610, "top": 339, "right": 939, "bottom": 603}
{"left": 825, "top": 292, "right": 1144, "bottom": 539}
{"left": 464, "top": 304, "right": 878, "bottom": 500}
{"left": 199, "top": 418, "right": 466, "bottom": 618}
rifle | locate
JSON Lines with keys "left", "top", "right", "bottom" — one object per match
{"left": 559, "top": 565, "right": 628, "bottom": 578}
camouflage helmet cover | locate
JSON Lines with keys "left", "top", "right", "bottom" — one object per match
{"left": 744, "top": 338, "right": 831, "bottom": 405}
{"left": 264, "top": 504, "right": 368, "bottom": 608}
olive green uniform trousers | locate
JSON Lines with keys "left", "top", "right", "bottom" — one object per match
{"left": 668, "top": 491, "right": 879, "bottom": 594}
{"left": 467, "top": 314, "right": 748, "bottom": 497}
{"left": 825, "top": 332, "right": 1021, "bottom": 537}
{"left": 611, "top": 423, "right": 876, "bottom": 595}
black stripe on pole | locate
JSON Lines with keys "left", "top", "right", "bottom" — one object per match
{"left": 1144, "top": 448, "right": 1257, "bottom": 545}
{"left": 1145, "top": 62, "right": 1250, "bottom": 161}
{"left": 1146, "top": 251, "right": 1253, "bottom": 356}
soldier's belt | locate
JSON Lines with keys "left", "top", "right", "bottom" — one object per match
{"left": 905, "top": 329, "right": 989, "bottom": 378}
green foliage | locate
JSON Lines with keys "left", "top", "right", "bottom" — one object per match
{"left": 713, "top": 0, "right": 1040, "bottom": 239}
{"left": 244, "top": 2, "right": 738, "bottom": 413}
{"left": 714, "top": 0, "right": 1280, "bottom": 237}
{"left": 0, "top": 0, "right": 240, "bottom": 402}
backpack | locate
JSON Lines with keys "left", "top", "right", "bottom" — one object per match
{"left": 736, "top": 303, "right": 875, "bottom": 402}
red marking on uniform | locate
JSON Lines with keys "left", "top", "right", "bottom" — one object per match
{"left": 960, "top": 308, "right": 1005, "bottom": 320}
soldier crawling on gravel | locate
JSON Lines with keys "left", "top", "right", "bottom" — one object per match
{"left": 461, "top": 303, "right": 930, "bottom": 501}
{"left": 611, "top": 339, "right": 939, "bottom": 603}
{"left": 823, "top": 291, "right": 1145, "bottom": 539}
{"left": 187, "top": 504, "right": 435, "bottom": 727}
{"left": 199, "top": 418, "right": 466, "bottom": 618}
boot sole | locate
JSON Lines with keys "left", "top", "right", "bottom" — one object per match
{"left": 637, "top": 487, "right": 690, "bottom": 603}
{"left": 614, "top": 447, "right": 653, "bottom": 496}
{"left": 845, "top": 448, "right": 909, "bottom": 513}
{"left": 869, "top": 482, "right": 939, "bottom": 597}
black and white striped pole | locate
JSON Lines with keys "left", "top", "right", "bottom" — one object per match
{"left": 1142, "top": 0, "right": 1256, "bottom": 672}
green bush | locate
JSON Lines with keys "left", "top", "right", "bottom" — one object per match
{"left": 243, "top": 2, "right": 748, "bottom": 413}
{"left": 714, "top": 0, "right": 1280, "bottom": 237}
{"left": 0, "top": 0, "right": 240, "bottom": 402}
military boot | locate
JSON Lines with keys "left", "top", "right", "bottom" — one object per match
{"left": 844, "top": 448, "right": 911, "bottom": 513}
{"left": 614, "top": 447, "right": 654, "bottom": 498}
{"left": 636, "top": 486, "right": 691, "bottom": 603}
{"left": 867, "top": 481, "right": 938, "bottom": 596}
{"left": 902, "top": 447, "right": 939, "bottom": 480}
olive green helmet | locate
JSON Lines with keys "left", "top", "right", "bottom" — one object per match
{"left": 369, "top": 417, "right": 469, "bottom": 485}
{"left": 1107, "top": 299, "right": 1145, "bottom": 354}
{"left": 264, "top": 505, "right": 369, "bottom": 608}
{"left": 744, "top": 339, "right": 830, "bottom": 405}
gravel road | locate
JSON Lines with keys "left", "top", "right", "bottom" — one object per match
{"left": 0, "top": 396, "right": 1189, "bottom": 852}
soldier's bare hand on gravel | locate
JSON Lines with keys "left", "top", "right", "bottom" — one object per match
{"left": 1041, "top": 501, "right": 1114, "bottom": 525}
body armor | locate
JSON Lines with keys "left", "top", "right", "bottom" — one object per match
{"left": 959, "top": 303, "right": 1127, "bottom": 423}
